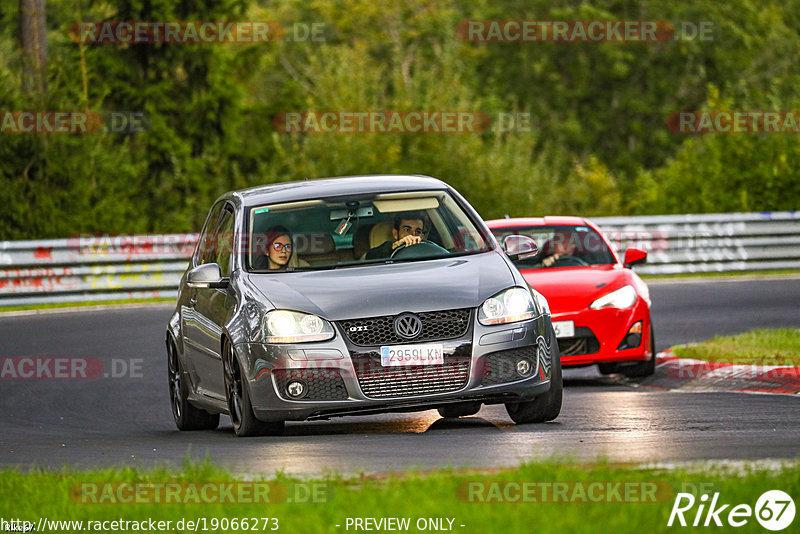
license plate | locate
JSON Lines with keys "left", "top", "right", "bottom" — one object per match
{"left": 553, "top": 320, "right": 575, "bottom": 338}
{"left": 380, "top": 343, "right": 444, "bottom": 367}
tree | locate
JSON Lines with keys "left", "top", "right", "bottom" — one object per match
{"left": 19, "top": 0, "right": 47, "bottom": 94}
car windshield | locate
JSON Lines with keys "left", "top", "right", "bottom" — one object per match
{"left": 246, "top": 190, "right": 492, "bottom": 271}
{"left": 491, "top": 225, "right": 616, "bottom": 269}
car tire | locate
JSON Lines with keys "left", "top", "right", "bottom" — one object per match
{"left": 505, "top": 329, "right": 562, "bottom": 424}
{"left": 438, "top": 402, "right": 481, "bottom": 419}
{"left": 223, "top": 341, "right": 285, "bottom": 437}
{"left": 167, "top": 338, "right": 220, "bottom": 431}
{"left": 621, "top": 328, "right": 656, "bottom": 378}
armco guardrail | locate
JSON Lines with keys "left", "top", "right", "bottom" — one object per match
{"left": 0, "top": 211, "right": 798, "bottom": 306}
{"left": 0, "top": 234, "right": 198, "bottom": 306}
{"left": 593, "top": 211, "right": 800, "bottom": 275}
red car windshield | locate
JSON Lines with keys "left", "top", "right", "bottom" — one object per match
{"left": 492, "top": 225, "right": 616, "bottom": 269}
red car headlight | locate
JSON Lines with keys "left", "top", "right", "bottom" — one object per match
{"left": 589, "top": 285, "right": 637, "bottom": 310}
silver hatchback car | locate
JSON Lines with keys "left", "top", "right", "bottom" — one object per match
{"left": 166, "top": 175, "right": 561, "bottom": 436}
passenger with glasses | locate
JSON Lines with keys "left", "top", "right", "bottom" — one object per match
{"left": 254, "top": 225, "right": 294, "bottom": 270}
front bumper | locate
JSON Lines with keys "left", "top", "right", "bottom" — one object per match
{"left": 233, "top": 312, "right": 554, "bottom": 422}
{"left": 551, "top": 300, "right": 652, "bottom": 367}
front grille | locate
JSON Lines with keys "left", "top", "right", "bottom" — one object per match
{"left": 273, "top": 368, "right": 348, "bottom": 401}
{"left": 339, "top": 309, "right": 471, "bottom": 346}
{"left": 481, "top": 345, "right": 539, "bottom": 386}
{"left": 350, "top": 345, "right": 471, "bottom": 399}
{"left": 557, "top": 327, "right": 600, "bottom": 356}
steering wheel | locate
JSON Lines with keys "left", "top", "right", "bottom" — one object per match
{"left": 390, "top": 240, "right": 450, "bottom": 259}
{"left": 555, "top": 255, "right": 589, "bottom": 267}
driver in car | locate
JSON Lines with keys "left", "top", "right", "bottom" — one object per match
{"left": 541, "top": 230, "right": 580, "bottom": 267}
{"left": 365, "top": 211, "right": 429, "bottom": 260}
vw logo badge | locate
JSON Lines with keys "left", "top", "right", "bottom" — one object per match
{"left": 394, "top": 313, "right": 423, "bottom": 340}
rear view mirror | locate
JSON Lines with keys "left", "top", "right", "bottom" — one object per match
{"left": 503, "top": 235, "right": 538, "bottom": 261}
{"left": 624, "top": 248, "right": 647, "bottom": 267}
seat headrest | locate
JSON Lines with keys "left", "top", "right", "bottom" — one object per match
{"left": 353, "top": 225, "right": 373, "bottom": 259}
{"left": 369, "top": 221, "right": 394, "bottom": 248}
{"left": 294, "top": 233, "right": 335, "bottom": 255}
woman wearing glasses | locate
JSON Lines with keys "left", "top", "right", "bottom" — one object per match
{"left": 256, "top": 225, "right": 294, "bottom": 270}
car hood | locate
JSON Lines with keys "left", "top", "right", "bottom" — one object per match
{"left": 245, "top": 252, "right": 516, "bottom": 320}
{"left": 521, "top": 265, "right": 629, "bottom": 312}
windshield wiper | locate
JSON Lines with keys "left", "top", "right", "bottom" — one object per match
{"left": 289, "top": 265, "right": 338, "bottom": 271}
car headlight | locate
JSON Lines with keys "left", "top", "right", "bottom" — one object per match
{"left": 263, "top": 310, "right": 335, "bottom": 343}
{"left": 589, "top": 285, "right": 637, "bottom": 310}
{"left": 529, "top": 287, "right": 550, "bottom": 316}
{"left": 478, "top": 287, "right": 536, "bottom": 325}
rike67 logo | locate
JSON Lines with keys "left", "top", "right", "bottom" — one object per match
{"left": 668, "top": 490, "right": 795, "bottom": 530}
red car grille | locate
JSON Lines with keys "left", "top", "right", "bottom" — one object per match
{"left": 557, "top": 327, "right": 600, "bottom": 356}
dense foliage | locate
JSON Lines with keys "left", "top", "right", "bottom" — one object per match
{"left": 1, "top": 0, "right": 798, "bottom": 239}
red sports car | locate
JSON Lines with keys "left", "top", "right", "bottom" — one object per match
{"left": 487, "top": 217, "right": 655, "bottom": 377}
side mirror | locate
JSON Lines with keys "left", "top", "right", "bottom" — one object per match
{"left": 624, "top": 248, "right": 647, "bottom": 268}
{"left": 187, "top": 263, "right": 229, "bottom": 289}
{"left": 503, "top": 235, "right": 538, "bottom": 261}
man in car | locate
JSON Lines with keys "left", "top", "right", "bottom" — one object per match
{"left": 365, "top": 211, "right": 429, "bottom": 260}
{"left": 541, "top": 229, "right": 582, "bottom": 267}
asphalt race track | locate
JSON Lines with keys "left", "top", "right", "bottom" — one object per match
{"left": 1, "top": 277, "right": 798, "bottom": 475}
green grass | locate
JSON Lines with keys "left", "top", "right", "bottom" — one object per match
{"left": 0, "top": 297, "right": 174, "bottom": 313}
{"left": 673, "top": 328, "right": 800, "bottom": 366}
{"left": 1, "top": 460, "right": 798, "bottom": 533}
{"left": 640, "top": 268, "right": 800, "bottom": 281}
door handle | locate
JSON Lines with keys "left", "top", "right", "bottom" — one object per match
{"left": 189, "top": 296, "right": 197, "bottom": 307}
